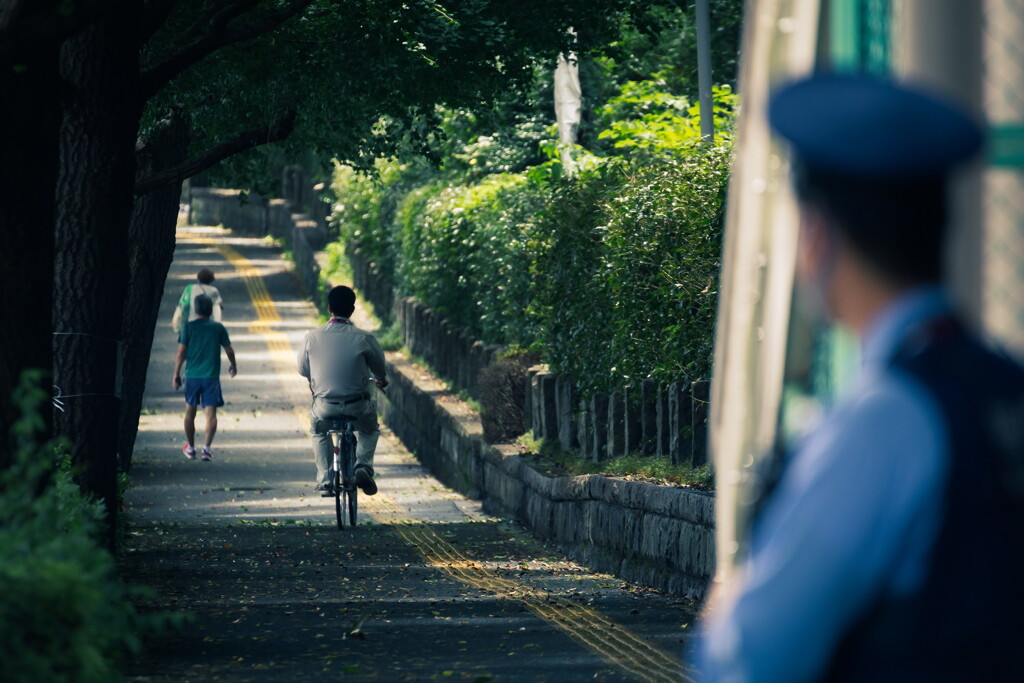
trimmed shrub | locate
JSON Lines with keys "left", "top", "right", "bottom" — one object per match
{"left": 478, "top": 350, "right": 540, "bottom": 443}
{"left": 599, "top": 147, "right": 730, "bottom": 384}
{"left": 330, "top": 162, "right": 387, "bottom": 273}
{"left": 528, "top": 143, "right": 730, "bottom": 395}
{"left": 395, "top": 173, "right": 547, "bottom": 345}
{"left": 330, "top": 157, "right": 437, "bottom": 289}
{"left": 526, "top": 167, "right": 618, "bottom": 395}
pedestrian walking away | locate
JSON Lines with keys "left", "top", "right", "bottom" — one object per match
{"left": 297, "top": 285, "right": 388, "bottom": 497}
{"left": 698, "top": 74, "right": 1024, "bottom": 682}
{"left": 172, "top": 293, "right": 237, "bottom": 461}
{"left": 171, "top": 267, "right": 224, "bottom": 334}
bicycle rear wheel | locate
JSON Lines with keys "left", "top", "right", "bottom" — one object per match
{"left": 341, "top": 432, "right": 358, "bottom": 527}
{"left": 335, "top": 466, "right": 344, "bottom": 532}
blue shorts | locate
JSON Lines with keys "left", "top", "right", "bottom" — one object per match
{"left": 183, "top": 378, "right": 224, "bottom": 408}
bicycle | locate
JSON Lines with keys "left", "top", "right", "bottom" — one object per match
{"left": 326, "top": 416, "right": 359, "bottom": 529}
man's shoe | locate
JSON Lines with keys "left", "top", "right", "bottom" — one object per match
{"left": 200, "top": 447, "right": 213, "bottom": 462}
{"left": 315, "top": 483, "right": 334, "bottom": 497}
{"left": 183, "top": 444, "right": 196, "bottom": 460}
{"left": 355, "top": 466, "right": 377, "bottom": 496}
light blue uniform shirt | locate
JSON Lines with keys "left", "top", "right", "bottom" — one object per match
{"left": 698, "top": 287, "right": 952, "bottom": 682}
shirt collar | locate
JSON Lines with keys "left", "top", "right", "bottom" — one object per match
{"left": 861, "top": 284, "right": 951, "bottom": 368}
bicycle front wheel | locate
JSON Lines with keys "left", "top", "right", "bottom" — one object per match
{"left": 347, "top": 486, "right": 358, "bottom": 526}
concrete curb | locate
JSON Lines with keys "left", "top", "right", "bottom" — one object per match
{"left": 380, "top": 352, "right": 715, "bottom": 599}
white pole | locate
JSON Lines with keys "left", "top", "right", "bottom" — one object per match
{"left": 696, "top": 0, "right": 714, "bottom": 142}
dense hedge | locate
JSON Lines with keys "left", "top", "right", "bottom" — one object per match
{"left": 329, "top": 62, "right": 735, "bottom": 396}
{"left": 331, "top": 149, "right": 730, "bottom": 395}
{"left": 530, "top": 150, "right": 730, "bottom": 395}
{"left": 394, "top": 173, "right": 546, "bottom": 346}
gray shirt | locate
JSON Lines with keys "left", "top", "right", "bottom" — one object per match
{"left": 297, "top": 320, "right": 387, "bottom": 400}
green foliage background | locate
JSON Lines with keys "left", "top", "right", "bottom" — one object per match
{"left": 327, "top": 2, "right": 740, "bottom": 396}
{"left": 0, "top": 372, "right": 155, "bottom": 682}
{"left": 145, "top": 0, "right": 647, "bottom": 196}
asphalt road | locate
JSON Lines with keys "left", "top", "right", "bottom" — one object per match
{"left": 121, "top": 226, "right": 702, "bottom": 682}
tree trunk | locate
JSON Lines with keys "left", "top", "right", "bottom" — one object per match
{"left": 0, "top": 28, "right": 60, "bottom": 463}
{"left": 53, "top": 5, "right": 141, "bottom": 544}
{"left": 118, "top": 111, "right": 190, "bottom": 471}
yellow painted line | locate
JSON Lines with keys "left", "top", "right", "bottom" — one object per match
{"left": 184, "top": 229, "right": 690, "bottom": 682}
{"left": 182, "top": 232, "right": 309, "bottom": 424}
{"left": 365, "top": 494, "right": 689, "bottom": 682}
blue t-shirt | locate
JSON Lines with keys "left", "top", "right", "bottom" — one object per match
{"left": 179, "top": 318, "right": 231, "bottom": 379}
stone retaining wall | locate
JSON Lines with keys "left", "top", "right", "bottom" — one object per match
{"left": 380, "top": 352, "right": 716, "bottom": 598}
{"left": 190, "top": 188, "right": 270, "bottom": 234}
{"left": 191, "top": 186, "right": 328, "bottom": 298}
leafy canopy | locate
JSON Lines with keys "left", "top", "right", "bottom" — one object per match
{"left": 141, "top": 0, "right": 642, "bottom": 191}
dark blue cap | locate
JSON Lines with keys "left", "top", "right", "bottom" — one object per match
{"left": 768, "top": 73, "right": 983, "bottom": 180}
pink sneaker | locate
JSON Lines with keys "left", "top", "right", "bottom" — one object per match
{"left": 200, "top": 447, "right": 214, "bottom": 462}
{"left": 183, "top": 444, "right": 196, "bottom": 459}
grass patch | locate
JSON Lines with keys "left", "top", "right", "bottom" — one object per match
{"left": 407, "top": 353, "right": 483, "bottom": 413}
{"left": 375, "top": 321, "right": 403, "bottom": 351}
{"left": 516, "top": 434, "right": 713, "bottom": 491}
{"left": 457, "top": 389, "right": 483, "bottom": 414}
{"left": 321, "top": 241, "right": 354, "bottom": 285}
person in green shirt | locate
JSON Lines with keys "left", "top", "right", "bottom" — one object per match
{"left": 171, "top": 268, "right": 224, "bottom": 334}
{"left": 172, "top": 294, "right": 237, "bottom": 461}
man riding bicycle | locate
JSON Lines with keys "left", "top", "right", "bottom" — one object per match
{"left": 298, "top": 286, "right": 388, "bottom": 497}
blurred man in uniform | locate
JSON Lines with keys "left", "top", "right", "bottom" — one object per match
{"left": 298, "top": 286, "right": 387, "bottom": 497}
{"left": 698, "top": 74, "right": 1024, "bottom": 681}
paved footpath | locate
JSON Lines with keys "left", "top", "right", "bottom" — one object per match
{"left": 122, "top": 226, "right": 701, "bottom": 682}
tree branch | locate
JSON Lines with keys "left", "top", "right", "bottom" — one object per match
{"left": 139, "top": 0, "right": 178, "bottom": 47}
{"left": 179, "top": 0, "right": 255, "bottom": 43}
{"left": 134, "top": 109, "right": 296, "bottom": 195}
{"left": 138, "top": 0, "right": 311, "bottom": 102}
{"left": 206, "top": 0, "right": 260, "bottom": 35}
